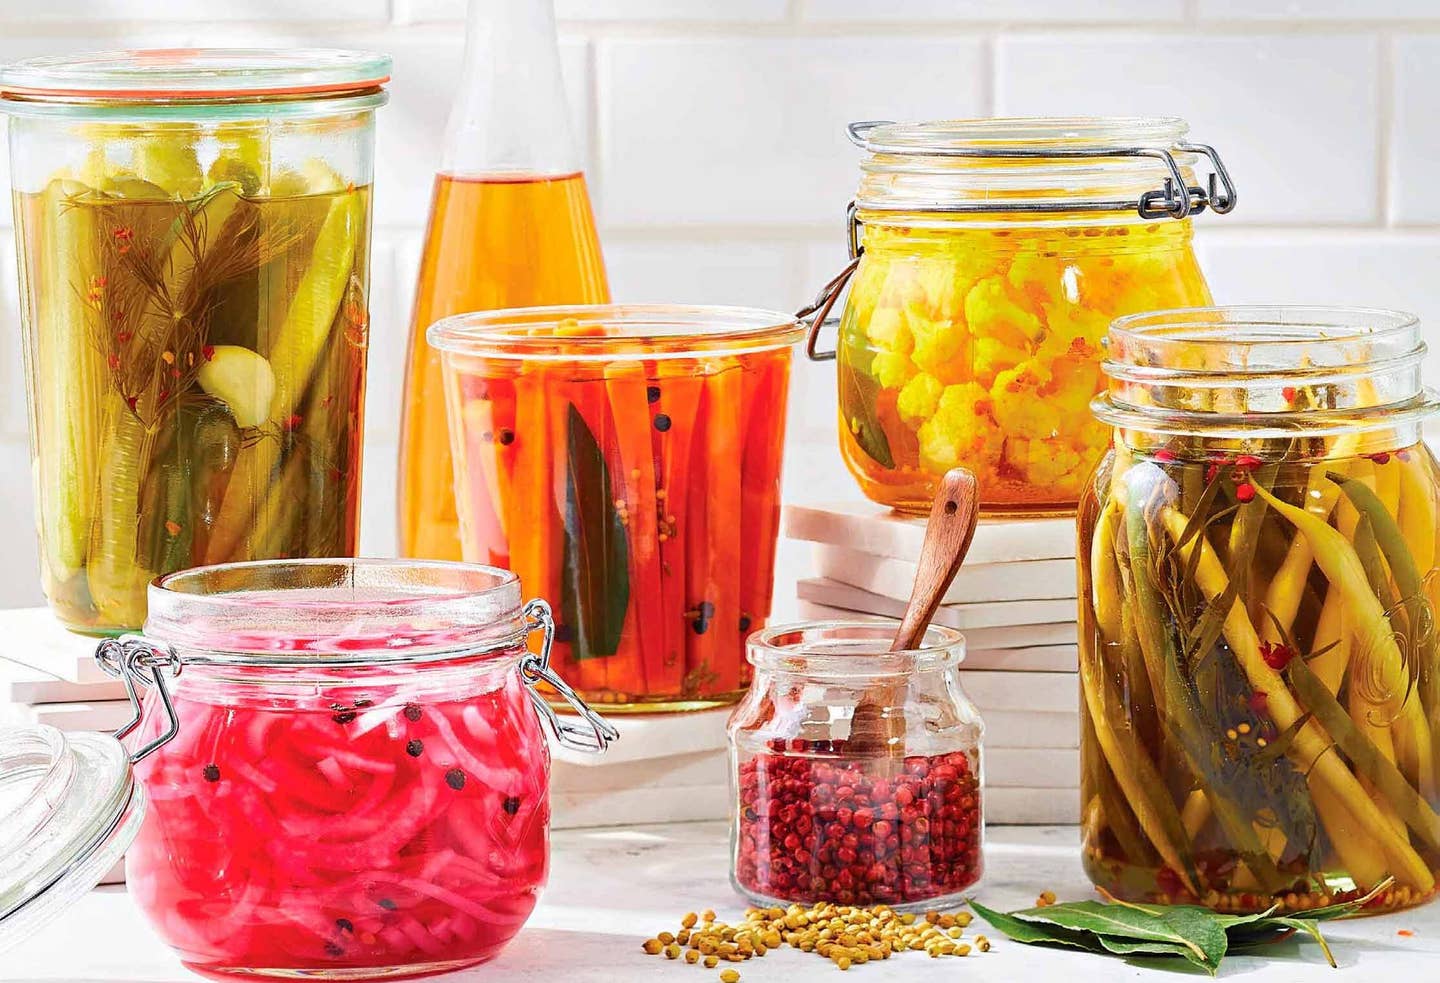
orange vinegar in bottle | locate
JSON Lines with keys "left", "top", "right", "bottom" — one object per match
{"left": 397, "top": 0, "right": 608, "bottom": 560}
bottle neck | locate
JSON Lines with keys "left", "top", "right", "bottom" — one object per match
{"left": 442, "top": 0, "right": 580, "bottom": 178}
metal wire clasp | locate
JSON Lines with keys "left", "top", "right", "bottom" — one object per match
{"left": 797, "top": 200, "right": 863, "bottom": 362}
{"left": 519, "top": 599, "right": 618, "bottom": 753}
{"left": 95, "top": 635, "right": 182, "bottom": 764}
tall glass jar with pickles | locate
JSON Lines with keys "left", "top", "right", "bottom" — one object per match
{"left": 2, "top": 49, "right": 387, "bottom": 634}
{"left": 1081, "top": 307, "right": 1440, "bottom": 913}
{"left": 803, "top": 118, "right": 1235, "bottom": 515}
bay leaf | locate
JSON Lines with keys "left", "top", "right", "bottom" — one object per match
{"left": 1003, "top": 901, "right": 1218, "bottom": 968}
{"left": 560, "top": 403, "right": 630, "bottom": 659}
{"left": 967, "top": 901, "right": 1105, "bottom": 952}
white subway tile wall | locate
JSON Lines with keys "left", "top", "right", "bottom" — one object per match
{"left": 0, "top": 1, "right": 1436, "bottom": 612}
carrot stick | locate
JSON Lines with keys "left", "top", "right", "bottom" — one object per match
{"left": 604, "top": 360, "right": 672, "bottom": 698}
{"left": 687, "top": 358, "right": 745, "bottom": 696}
{"left": 654, "top": 360, "right": 704, "bottom": 698}
{"left": 454, "top": 390, "right": 511, "bottom": 569}
{"left": 738, "top": 350, "right": 790, "bottom": 685}
{"left": 511, "top": 365, "right": 563, "bottom": 670}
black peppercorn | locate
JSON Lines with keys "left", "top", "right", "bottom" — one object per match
{"left": 403, "top": 705, "right": 422, "bottom": 722}
{"left": 445, "top": 768, "right": 466, "bottom": 791}
{"left": 502, "top": 795, "right": 521, "bottom": 815}
{"left": 406, "top": 739, "right": 424, "bottom": 758}
{"left": 647, "top": 385, "right": 661, "bottom": 404}
{"left": 202, "top": 764, "right": 221, "bottom": 783}
{"left": 653, "top": 413, "right": 672, "bottom": 432}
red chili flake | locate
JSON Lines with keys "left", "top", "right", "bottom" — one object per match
{"left": 157, "top": 388, "right": 171, "bottom": 402}
{"left": 321, "top": 394, "right": 335, "bottom": 407}
{"left": 1248, "top": 690, "right": 1269, "bottom": 715}
{"left": 1260, "top": 640, "right": 1294, "bottom": 671}
{"left": 124, "top": 395, "right": 138, "bottom": 411}
{"left": 116, "top": 331, "right": 132, "bottom": 343}
{"left": 283, "top": 413, "right": 303, "bottom": 431}
{"left": 1235, "top": 454, "right": 1264, "bottom": 469}
{"left": 1205, "top": 463, "right": 1221, "bottom": 483}
{"left": 202, "top": 344, "right": 216, "bottom": 361}
{"left": 1281, "top": 386, "right": 1298, "bottom": 403}
{"left": 1398, "top": 449, "right": 1412, "bottom": 461}
{"left": 1368, "top": 452, "right": 1392, "bottom": 465}
{"left": 1154, "top": 448, "right": 1178, "bottom": 463}
{"left": 107, "top": 353, "right": 120, "bottom": 370}
{"left": 170, "top": 367, "right": 181, "bottom": 379}
{"left": 1398, "top": 929, "right": 1416, "bottom": 938}
{"left": 1235, "top": 483, "right": 1256, "bottom": 503}
{"left": 164, "top": 520, "right": 181, "bottom": 537}
{"left": 113, "top": 226, "right": 132, "bottom": 241}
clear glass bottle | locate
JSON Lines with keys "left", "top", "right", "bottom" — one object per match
{"left": 728, "top": 621, "right": 984, "bottom": 909}
{"left": 398, "top": 0, "right": 609, "bottom": 562}
{"left": 802, "top": 117, "right": 1235, "bottom": 517}
{"left": 1080, "top": 306, "right": 1440, "bottom": 913}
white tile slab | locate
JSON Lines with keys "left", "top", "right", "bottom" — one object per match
{"left": 4, "top": 0, "right": 387, "bottom": 21}
{"left": 553, "top": 705, "right": 731, "bottom": 767}
{"left": 797, "top": 600, "right": 1078, "bottom": 649}
{"left": 597, "top": 37, "right": 985, "bottom": 227}
{"left": 987, "top": 747, "right": 1080, "bottom": 789}
{"left": 1, "top": 698, "right": 132, "bottom": 731}
{"left": 553, "top": 783, "right": 729, "bottom": 828}
{"left": 984, "top": 709, "right": 1079, "bottom": 749}
{"left": 0, "top": 657, "right": 126, "bottom": 705}
{"left": 786, "top": 501, "right": 1077, "bottom": 563}
{"left": 957, "top": 669, "right": 1076, "bottom": 713}
{"left": 1391, "top": 37, "right": 1440, "bottom": 225}
{"left": 798, "top": 577, "right": 1077, "bottom": 629}
{"left": 962, "top": 645, "right": 1078, "bottom": 673}
{"left": 553, "top": 747, "right": 725, "bottom": 794}
{"left": 0, "top": 607, "right": 114, "bottom": 684}
{"left": 995, "top": 33, "right": 1380, "bottom": 225}
{"left": 810, "top": 543, "right": 1079, "bottom": 602}
{"left": 400, "top": 0, "right": 788, "bottom": 22}
{"left": 986, "top": 786, "right": 1080, "bottom": 824}
{"left": 603, "top": 239, "right": 799, "bottom": 312}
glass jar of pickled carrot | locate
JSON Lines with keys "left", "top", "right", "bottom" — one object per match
{"left": 729, "top": 621, "right": 984, "bottom": 909}
{"left": 105, "top": 559, "right": 615, "bottom": 980}
{"left": 1080, "top": 306, "right": 1440, "bottom": 914}
{"left": 1, "top": 49, "right": 388, "bottom": 635}
{"left": 428, "top": 305, "right": 803, "bottom": 712}
{"left": 803, "top": 117, "right": 1235, "bottom": 516}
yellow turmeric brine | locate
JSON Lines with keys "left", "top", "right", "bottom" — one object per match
{"left": 803, "top": 117, "right": 1235, "bottom": 515}
{"left": 1079, "top": 306, "right": 1440, "bottom": 913}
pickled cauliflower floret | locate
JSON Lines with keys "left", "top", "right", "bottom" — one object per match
{"left": 908, "top": 307, "right": 967, "bottom": 380}
{"left": 990, "top": 362, "right": 1061, "bottom": 440}
{"left": 897, "top": 372, "right": 944, "bottom": 429}
{"left": 1005, "top": 437, "right": 1085, "bottom": 489}
{"left": 916, "top": 383, "right": 1001, "bottom": 475}
{"left": 865, "top": 306, "right": 913, "bottom": 355}
{"left": 964, "top": 276, "right": 1044, "bottom": 349}
{"left": 871, "top": 350, "right": 916, "bottom": 390}
{"left": 972, "top": 336, "right": 1029, "bottom": 389}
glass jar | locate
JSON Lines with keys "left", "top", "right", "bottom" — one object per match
{"left": 428, "top": 304, "right": 803, "bottom": 713}
{"left": 1, "top": 49, "right": 388, "bottom": 635}
{"left": 802, "top": 117, "right": 1234, "bottom": 516}
{"left": 111, "top": 559, "right": 614, "bottom": 980}
{"left": 728, "top": 621, "right": 984, "bottom": 909}
{"left": 1080, "top": 306, "right": 1440, "bottom": 914}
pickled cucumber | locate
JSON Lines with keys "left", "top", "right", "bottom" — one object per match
{"left": 16, "top": 139, "right": 371, "bottom": 633}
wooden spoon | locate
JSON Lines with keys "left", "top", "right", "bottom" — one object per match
{"left": 850, "top": 468, "right": 980, "bottom": 756}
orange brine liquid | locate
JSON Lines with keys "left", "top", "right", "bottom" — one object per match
{"left": 398, "top": 172, "right": 609, "bottom": 560}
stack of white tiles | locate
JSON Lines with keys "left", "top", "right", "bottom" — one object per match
{"left": 0, "top": 0, "right": 1438, "bottom": 612}
{"left": 784, "top": 501, "right": 1082, "bottom": 823}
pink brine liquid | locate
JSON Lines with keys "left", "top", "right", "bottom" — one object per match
{"left": 128, "top": 633, "right": 549, "bottom": 981}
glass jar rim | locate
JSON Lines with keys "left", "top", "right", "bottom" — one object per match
{"left": 427, "top": 303, "right": 804, "bottom": 361}
{"left": 855, "top": 116, "right": 1189, "bottom": 153}
{"left": 0, "top": 48, "right": 391, "bottom": 104}
{"left": 747, "top": 620, "right": 966, "bottom": 677}
{"left": 1095, "top": 305, "right": 1440, "bottom": 439}
{"left": 144, "top": 559, "right": 526, "bottom": 666}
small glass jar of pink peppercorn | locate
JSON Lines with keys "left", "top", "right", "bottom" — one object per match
{"left": 728, "top": 621, "right": 984, "bottom": 910}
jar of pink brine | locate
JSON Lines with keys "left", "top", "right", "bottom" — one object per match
{"left": 108, "top": 559, "right": 616, "bottom": 981}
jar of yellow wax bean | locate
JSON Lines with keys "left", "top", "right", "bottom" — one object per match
{"left": 801, "top": 118, "right": 1235, "bottom": 516}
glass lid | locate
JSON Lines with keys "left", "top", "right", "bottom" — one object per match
{"left": 0, "top": 724, "right": 145, "bottom": 955}
{"left": 0, "top": 48, "right": 391, "bottom": 101}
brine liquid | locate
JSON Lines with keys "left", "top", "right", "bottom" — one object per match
{"left": 128, "top": 654, "right": 549, "bottom": 981}
{"left": 15, "top": 183, "right": 370, "bottom": 634}
{"left": 397, "top": 173, "right": 609, "bottom": 561}
{"left": 445, "top": 346, "right": 792, "bottom": 711}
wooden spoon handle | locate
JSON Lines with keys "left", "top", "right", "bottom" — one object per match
{"left": 891, "top": 468, "right": 980, "bottom": 652}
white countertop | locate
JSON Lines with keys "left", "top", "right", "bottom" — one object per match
{"left": 4, "top": 823, "right": 1436, "bottom": 981}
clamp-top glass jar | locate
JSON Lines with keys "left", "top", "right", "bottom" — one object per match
{"left": 802, "top": 117, "right": 1235, "bottom": 515}
{"left": 728, "top": 621, "right": 984, "bottom": 910}
{"left": 1079, "top": 307, "right": 1440, "bottom": 913}
{"left": 106, "top": 559, "right": 615, "bottom": 980}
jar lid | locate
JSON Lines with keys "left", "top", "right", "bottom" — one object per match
{"left": 0, "top": 48, "right": 390, "bottom": 102}
{"left": 0, "top": 725, "right": 145, "bottom": 955}
{"left": 849, "top": 116, "right": 1236, "bottom": 221}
